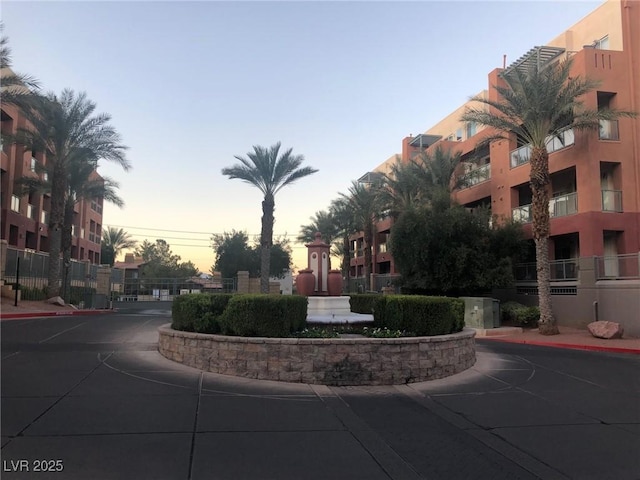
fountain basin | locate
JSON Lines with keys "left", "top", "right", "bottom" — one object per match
{"left": 306, "top": 296, "right": 373, "bottom": 324}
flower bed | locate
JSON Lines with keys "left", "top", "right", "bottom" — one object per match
{"left": 158, "top": 325, "right": 476, "bottom": 386}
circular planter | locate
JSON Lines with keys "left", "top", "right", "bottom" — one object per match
{"left": 158, "top": 326, "right": 476, "bottom": 386}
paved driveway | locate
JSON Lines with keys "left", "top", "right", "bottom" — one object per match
{"left": 2, "top": 308, "right": 639, "bottom": 479}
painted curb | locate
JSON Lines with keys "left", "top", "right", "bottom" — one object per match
{"left": 478, "top": 336, "right": 640, "bottom": 355}
{"left": 0, "top": 309, "right": 117, "bottom": 320}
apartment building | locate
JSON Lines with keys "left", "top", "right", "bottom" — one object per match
{"left": 351, "top": 0, "right": 639, "bottom": 331}
{"left": 1, "top": 100, "right": 105, "bottom": 264}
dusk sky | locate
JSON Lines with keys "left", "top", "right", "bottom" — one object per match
{"left": 3, "top": 0, "right": 602, "bottom": 272}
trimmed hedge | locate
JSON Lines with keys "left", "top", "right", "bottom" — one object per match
{"left": 218, "top": 294, "right": 307, "bottom": 337}
{"left": 349, "top": 294, "right": 381, "bottom": 314}
{"left": 172, "top": 294, "right": 233, "bottom": 333}
{"left": 373, "top": 295, "right": 465, "bottom": 336}
{"left": 501, "top": 301, "right": 540, "bottom": 328}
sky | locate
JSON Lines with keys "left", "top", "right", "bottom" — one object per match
{"left": 2, "top": 0, "right": 603, "bottom": 273}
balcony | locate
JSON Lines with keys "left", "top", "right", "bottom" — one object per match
{"left": 599, "top": 119, "right": 619, "bottom": 141}
{"left": 510, "top": 127, "right": 575, "bottom": 168}
{"left": 596, "top": 253, "right": 640, "bottom": 279}
{"left": 460, "top": 163, "right": 491, "bottom": 188}
{"left": 515, "top": 259, "right": 578, "bottom": 281}
{"left": 512, "top": 192, "right": 577, "bottom": 222}
{"left": 601, "top": 190, "right": 622, "bottom": 212}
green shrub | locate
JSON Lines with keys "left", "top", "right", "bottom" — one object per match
{"left": 68, "top": 287, "right": 96, "bottom": 306}
{"left": 501, "top": 301, "right": 540, "bottom": 327}
{"left": 17, "top": 285, "right": 47, "bottom": 301}
{"left": 219, "top": 294, "right": 307, "bottom": 337}
{"left": 349, "top": 294, "right": 381, "bottom": 314}
{"left": 171, "top": 293, "right": 233, "bottom": 332}
{"left": 373, "top": 295, "right": 465, "bottom": 336}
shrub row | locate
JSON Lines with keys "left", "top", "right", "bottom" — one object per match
{"left": 171, "top": 294, "right": 307, "bottom": 337}
{"left": 501, "top": 301, "right": 540, "bottom": 327}
{"left": 351, "top": 294, "right": 465, "bottom": 336}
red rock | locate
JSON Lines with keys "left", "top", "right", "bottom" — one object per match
{"left": 587, "top": 321, "right": 624, "bottom": 339}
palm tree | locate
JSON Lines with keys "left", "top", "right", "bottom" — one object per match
{"left": 222, "top": 142, "right": 318, "bottom": 293}
{"left": 413, "top": 145, "right": 464, "bottom": 201}
{"left": 18, "top": 90, "right": 130, "bottom": 296}
{"left": 379, "top": 156, "right": 426, "bottom": 218}
{"left": 101, "top": 227, "right": 137, "bottom": 267}
{"left": 329, "top": 197, "right": 358, "bottom": 285}
{"left": 0, "top": 23, "right": 39, "bottom": 109}
{"left": 297, "top": 210, "right": 338, "bottom": 245}
{"left": 340, "top": 181, "right": 382, "bottom": 292}
{"left": 461, "top": 58, "right": 635, "bottom": 335}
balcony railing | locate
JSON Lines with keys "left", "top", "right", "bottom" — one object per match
{"left": 595, "top": 253, "right": 640, "bottom": 279}
{"left": 599, "top": 119, "right": 619, "bottom": 141}
{"left": 549, "top": 192, "right": 578, "bottom": 217}
{"left": 510, "top": 127, "right": 575, "bottom": 168}
{"left": 515, "top": 258, "right": 579, "bottom": 281}
{"left": 601, "top": 189, "right": 622, "bottom": 212}
{"left": 512, "top": 192, "right": 578, "bottom": 222}
{"left": 460, "top": 163, "right": 491, "bottom": 188}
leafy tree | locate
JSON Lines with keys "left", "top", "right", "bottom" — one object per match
{"left": 329, "top": 197, "right": 357, "bottom": 282}
{"left": 390, "top": 202, "right": 525, "bottom": 295}
{"left": 17, "top": 90, "right": 130, "bottom": 296}
{"left": 461, "top": 58, "right": 635, "bottom": 335}
{"left": 222, "top": 142, "right": 317, "bottom": 293}
{"left": 101, "top": 227, "right": 137, "bottom": 266}
{"left": 135, "top": 239, "right": 198, "bottom": 279}
{"left": 378, "top": 157, "right": 425, "bottom": 218}
{"left": 211, "top": 230, "right": 292, "bottom": 279}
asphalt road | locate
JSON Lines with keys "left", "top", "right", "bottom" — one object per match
{"left": 1, "top": 306, "right": 639, "bottom": 480}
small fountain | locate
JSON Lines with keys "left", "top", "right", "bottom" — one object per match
{"left": 296, "top": 233, "right": 373, "bottom": 324}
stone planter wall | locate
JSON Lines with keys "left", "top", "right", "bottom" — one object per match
{"left": 158, "top": 325, "right": 476, "bottom": 386}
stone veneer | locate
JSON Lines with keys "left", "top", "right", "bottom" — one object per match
{"left": 158, "top": 325, "right": 476, "bottom": 386}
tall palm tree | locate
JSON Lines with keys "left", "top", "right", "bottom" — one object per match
{"left": 222, "top": 142, "right": 318, "bottom": 293}
{"left": 413, "top": 145, "right": 464, "bottom": 201}
{"left": 297, "top": 210, "right": 338, "bottom": 245}
{"left": 18, "top": 90, "right": 130, "bottom": 296}
{"left": 329, "top": 197, "right": 357, "bottom": 284}
{"left": 340, "top": 181, "right": 382, "bottom": 292}
{"left": 379, "top": 156, "right": 426, "bottom": 218}
{"left": 461, "top": 58, "right": 635, "bottom": 335}
{"left": 101, "top": 227, "right": 138, "bottom": 267}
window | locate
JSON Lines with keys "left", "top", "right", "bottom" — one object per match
{"left": 11, "top": 195, "right": 20, "bottom": 212}
{"left": 465, "top": 122, "right": 477, "bottom": 139}
{"left": 594, "top": 35, "right": 609, "bottom": 50}
{"left": 30, "top": 157, "right": 37, "bottom": 172}
{"left": 42, "top": 172, "right": 48, "bottom": 182}
{"left": 456, "top": 128, "right": 463, "bottom": 141}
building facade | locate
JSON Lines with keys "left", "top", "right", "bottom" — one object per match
{"left": 349, "top": 0, "right": 639, "bottom": 331}
{"left": 1, "top": 101, "right": 105, "bottom": 264}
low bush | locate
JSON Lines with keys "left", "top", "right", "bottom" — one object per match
{"left": 349, "top": 294, "right": 381, "bottom": 314}
{"left": 373, "top": 295, "right": 465, "bottom": 336}
{"left": 171, "top": 294, "right": 233, "bottom": 333}
{"left": 501, "top": 301, "right": 540, "bottom": 327}
{"left": 219, "top": 294, "right": 307, "bottom": 337}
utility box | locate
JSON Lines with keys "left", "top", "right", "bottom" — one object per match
{"left": 460, "top": 297, "right": 500, "bottom": 329}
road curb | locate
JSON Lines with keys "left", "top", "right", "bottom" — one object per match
{"left": 0, "top": 309, "right": 117, "bottom": 321}
{"left": 478, "top": 336, "right": 640, "bottom": 355}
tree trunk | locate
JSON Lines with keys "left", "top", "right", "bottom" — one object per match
{"left": 47, "top": 165, "right": 67, "bottom": 298}
{"left": 530, "top": 146, "right": 559, "bottom": 335}
{"left": 341, "top": 234, "right": 351, "bottom": 287}
{"left": 260, "top": 195, "right": 275, "bottom": 294}
{"left": 61, "top": 199, "right": 74, "bottom": 302}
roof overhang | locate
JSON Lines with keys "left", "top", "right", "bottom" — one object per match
{"left": 409, "top": 134, "right": 442, "bottom": 148}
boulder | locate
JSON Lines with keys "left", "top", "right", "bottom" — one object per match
{"left": 46, "top": 296, "right": 66, "bottom": 306}
{"left": 587, "top": 321, "right": 624, "bottom": 339}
